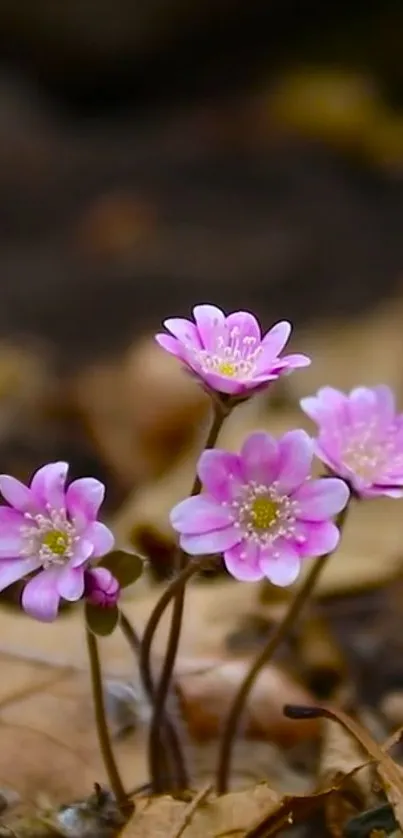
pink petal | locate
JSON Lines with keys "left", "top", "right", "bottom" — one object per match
{"left": 179, "top": 526, "right": 242, "bottom": 555}
{"left": 155, "top": 333, "right": 184, "bottom": 359}
{"left": 314, "top": 441, "right": 344, "bottom": 475}
{"left": 192, "top": 304, "right": 226, "bottom": 350}
{"left": 373, "top": 385, "right": 396, "bottom": 427}
{"left": 81, "top": 522, "right": 115, "bottom": 558}
{"left": 348, "top": 387, "right": 377, "bottom": 426}
{"left": 294, "top": 520, "right": 340, "bottom": 558}
{"left": 197, "top": 449, "right": 244, "bottom": 501}
{"left": 241, "top": 432, "right": 279, "bottom": 485}
{"left": 0, "top": 529, "right": 25, "bottom": 557}
{"left": 259, "top": 541, "right": 301, "bottom": 586}
{"left": 70, "top": 538, "right": 95, "bottom": 567}
{"left": 22, "top": 568, "right": 61, "bottom": 622}
{"left": 66, "top": 477, "right": 105, "bottom": 528}
{"left": 260, "top": 321, "right": 291, "bottom": 356}
{"left": 163, "top": 317, "right": 202, "bottom": 348}
{"left": 301, "top": 387, "right": 348, "bottom": 426}
{"left": 293, "top": 478, "right": 350, "bottom": 521}
{"left": 30, "top": 462, "right": 68, "bottom": 511}
{"left": 223, "top": 541, "right": 264, "bottom": 581}
{"left": 0, "top": 507, "right": 25, "bottom": 527}
{"left": 276, "top": 353, "right": 311, "bottom": 369}
{"left": 0, "top": 475, "right": 34, "bottom": 512}
{"left": 57, "top": 566, "right": 85, "bottom": 601}
{"left": 170, "top": 495, "right": 233, "bottom": 535}
{"left": 0, "top": 557, "right": 40, "bottom": 592}
{"left": 224, "top": 311, "right": 261, "bottom": 344}
{"left": 192, "top": 370, "right": 246, "bottom": 395}
{"left": 277, "top": 430, "right": 313, "bottom": 493}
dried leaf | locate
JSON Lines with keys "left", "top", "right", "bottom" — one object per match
{"left": 177, "top": 658, "right": 320, "bottom": 747}
{"left": 285, "top": 705, "right": 403, "bottom": 830}
{"left": 122, "top": 784, "right": 281, "bottom": 838}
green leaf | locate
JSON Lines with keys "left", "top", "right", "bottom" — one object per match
{"left": 99, "top": 550, "right": 144, "bottom": 588}
{"left": 85, "top": 602, "right": 119, "bottom": 636}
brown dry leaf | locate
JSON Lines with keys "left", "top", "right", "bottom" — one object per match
{"left": 317, "top": 719, "right": 375, "bottom": 837}
{"left": 177, "top": 658, "right": 319, "bottom": 747}
{"left": 286, "top": 705, "right": 403, "bottom": 831}
{"left": 123, "top": 784, "right": 281, "bottom": 838}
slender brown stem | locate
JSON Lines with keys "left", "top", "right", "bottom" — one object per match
{"left": 120, "top": 610, "right": 188, "bottom": 789}
{"left": 85, "top": 627, "right": 130, "bottom": 812}
{"left": 143, "top": 400, "right": 229, "bottom": 792}
{"left": 216, "top": 503, "right": 350, "bottom": 794}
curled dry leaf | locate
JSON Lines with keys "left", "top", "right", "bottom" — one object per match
{"left": 284, "top": 704, "right": 403, "bottom": 831}
{"left": 176, "top": 658, "right": 320, "bottom": 747}
{"left": 318, "top": 719, "right": 376, "bottom": 837}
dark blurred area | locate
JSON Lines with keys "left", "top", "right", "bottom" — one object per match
{"left": 0, "top": 0, "right": 402, "bottom": 505}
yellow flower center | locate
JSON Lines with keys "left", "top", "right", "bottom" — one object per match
{"left": 42, "top": 529, "right": 69, "bottom": 556}
{"left": 217, "top": 360, "right": 237, "bottom": 377}
{"left": 250, "top": 497, "right": 278, "bottom": 530}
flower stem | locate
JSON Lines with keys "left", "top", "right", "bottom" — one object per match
{"left": 85, "top": 627, "right": 130, "bottom": 813}
{"left": 216, "top": 503, "right": 350, "bottom": 794}
{"left": 120, "top": 609, "right": 188, "bottom": 789}
{"left": 142, "top": 399, "right": 230, "bottom": 792}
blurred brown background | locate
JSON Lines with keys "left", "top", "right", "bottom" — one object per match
{"left": 0, "top": 0, "right": 402, "bottom": 516}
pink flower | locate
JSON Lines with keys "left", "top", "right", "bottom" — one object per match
{"left": 156, "top": 305, "right": 310, "bottom": 396}
{"left": 170, "top": 430, "right": 349, "bottom": 586}
{"left": 301, "top": 385, "right": 403, "bottom": 498}
{"left": 0, "top": 462, "right": 114, "bottom": 621}
{"left": 85, "top": 567, "right": 120, "bottom": 608}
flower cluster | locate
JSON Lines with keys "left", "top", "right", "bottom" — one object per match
{"left": 0, "top": 304, "right": 402, "bottom": 622}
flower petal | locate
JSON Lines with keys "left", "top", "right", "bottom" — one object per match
{"left": 225, "top": 311, "right": 261, "bottom": 344}
{"left": 197, "top": 449, "right": 244, "bottom": 501}
{"left": 259, "top": 541, "right": 301, "bottom": 586}
{"left": 301, "top": 387, "right": 347, "bottom": 426}
{"left": 170, "top": 495, "right": 233, "bottom": 535}
{"left": 82, "top": 522, "right": 115, "bottom": 558}
{"left": 373, "top": 385, "right": 396, "bottom": 428}
{"left": 0, "top": 557, "right": 40, "bottom": 592}
{"left": 241, "top": 432, "right": 279, "bottom": 485}
{"left": 163, "top": 317, "right": 202, "bottom": 348}
{"left": 155, "top": 333, "right": 185, "bottom": 359}
{"left": 223, "top": 541, "right": 264, "bottom": 581}
{"left": 293, "top": 478, "right": 350, "bottom": 521}
{"left": 30, "top": 462, "right": 68, "bottom": 511}
{"left": 66, "top": 478, "right": 105, "bottom": 528}
{"left": 0, "top": 528, "right": 25, "bottom": 557}
{"left": 294, "top": 520, "right": 340, "bottom": 558}
{"left": 277, "top": 430, "right": 314, "bottom": 493}
{"left": 260, "top": 321, "right": 291, "bottom": 356}
{"left": 57, "top": 566, "right": 85, "bottom": 601}
{"left": 70, "top": 538, "right": 95, "bottom": 567}
{"left": 179, "top": 526, "right": 242, "bottom": 556}
{"left": 348, "top": 387, "right": 377, "bottom": 426}
{"left": 22, "top": 569, "right": 61, "bottom": 622}
{"left": 275, "top": 352, "right": 311, "bottom": 370}
{"left": 193, "top": 304, "right": 226, "bottom": 350}
{"left": 0, "top": 475, "right": 34, "bottom": 512}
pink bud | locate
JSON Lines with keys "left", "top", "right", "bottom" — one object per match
{"left": 85, "top": 567, "right": 120, "bottom": 608}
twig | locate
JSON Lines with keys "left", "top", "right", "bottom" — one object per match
{"left": 216, "top": 504, "right": 350, "bottom": 794}
{"left": 168, "top": 784, "right": 213, "bottom": 838}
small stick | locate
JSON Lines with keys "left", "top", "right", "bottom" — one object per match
{"left": 168, "top": 784, "right": 213, "bottom": 838}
